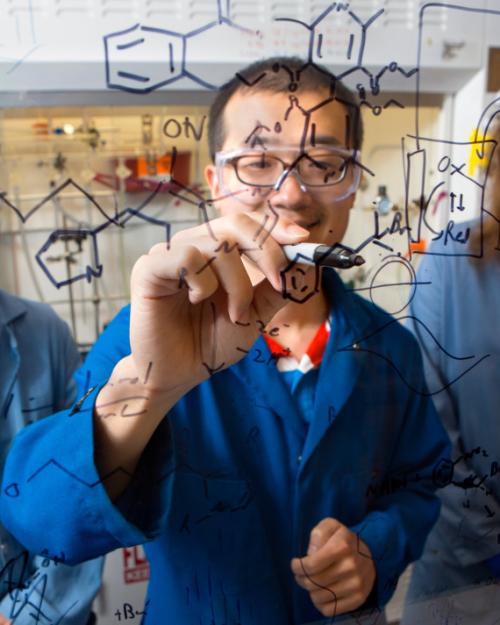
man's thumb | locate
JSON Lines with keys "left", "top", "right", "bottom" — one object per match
{"left": 308, "top": 527, "right": 327, "bottom": 555}
{"left": 307, "top": 518, "right": 342, "bottom": 555}
{"left": 251, "top": 278, "right": 288, "bottom": 324}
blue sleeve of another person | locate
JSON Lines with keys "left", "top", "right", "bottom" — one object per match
{"left": 0, "top": 293, "right": 104, "bottom": 624}
{"left": 0, "top": 304, "right": 157, "bottom": 568}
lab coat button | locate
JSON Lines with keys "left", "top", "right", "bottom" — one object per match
{"left": 352, "top": 342, "right": 360, "bottom": 350}
{"left": 0, "top": 541, "right": 9, "bottom": 560}
{"left": 297, "top": 455, "right": 302, "bottom": 463}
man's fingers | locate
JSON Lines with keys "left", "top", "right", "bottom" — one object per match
{"left": 133, "top": 237, "right": 254, "bottom": 321}
{"left": 132, "top": 211, "right": 310, "bottom": 325}
{"left": 300, "top": 571, "right": 366, "bottom": 600}
{"left": 292, "top": 553, "right": 356, "bottom": 590}
{"left": 308, "top": 518, "right": 343, "bottom": 555}
{"left": 296, "top": 577, "right": 370, "bottom": 618}
{"left": 309, "top": 586, "right": 339, "bottom": 608}
{"left": 215, "top": 213, "right": 303, "bottom": 291}
{"left": 251, "top": 279, "right": 288, "bottom": 326}
{"left": 292, "top": 526, "right": 377, "bottom": 619}
{"left": 209, "top": 244, "right": 254, "bottom": 322}
{"left": 291, "top": 519, "right": 347, "bottom": 577}
{"left": 299, "top": 578, "right": 363, "bottom": 619}
{"left": 253, "top": 213, "right": 310, "bottom": 245}
{"left": 131, "top": 244, "right": 219, "bottom": 303}
{"left": 174, "top": 212, "right": 308, "bottom": 290}
{"left": 174, "top": 211, "right": 309, "bottom": 247}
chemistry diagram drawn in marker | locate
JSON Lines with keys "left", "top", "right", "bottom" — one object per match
{"left": 104, "top": 1, "right": 259, "bottom": 93}
{"left": 103, "top": 0, "right": 415, "bottom": 112}
{"left": 338, "top": 315, "right": 491, "bottom": 397}
{"left": 0, "top": 0, "right": 498, "bottom": 310}
{"left": 273, "top": 5, "right": 415, "bottom": 111}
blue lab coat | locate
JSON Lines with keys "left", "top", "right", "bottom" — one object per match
{"left": 0, "top": 289, "right": 103, "bottom": 625}
{"left": 1, "top": 270, "right": 450, "bottom": 625}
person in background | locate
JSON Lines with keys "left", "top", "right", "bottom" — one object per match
{"left": 402, "top": 119, "right": 500, "bottom": 624}
{"left": 1, "top": 57, "right": 449, "bottom": 625}
{"left": 0, "top": 289, "right": 103, "bottom": 625}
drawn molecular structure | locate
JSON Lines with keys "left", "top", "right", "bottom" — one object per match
{"left": 103, "top": 0, "right": 417, "bottom": 107}
{"left": 104, "top": 0, "right": 257, "bottom": 92}
{"left": 30, "top": 180, "right": 200, "bottom": 290}
{"left": 2, "top": 1, "right": 498, "bottom": 294}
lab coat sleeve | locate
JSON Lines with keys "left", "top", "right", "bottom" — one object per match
{"left": 350, "top": 332, "right": 451, "bottom": 606}
{"left": 0, "top": 304, "right": 105, "bottom": 624}
{"left": 0, "top": 306, "right": 174, "bottom": 566}
{"left": 406, "top": 250, "right": 500, "bottom": 566}
{"left": 0, "top": 556, "right": 103, "bottom": 625}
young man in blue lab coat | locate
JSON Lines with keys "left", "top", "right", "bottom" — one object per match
{"left": 1, "top": 58, "right": 449, "bottom": 625}
{"left": 0, "top": 289, "right": 103, "bottom": 625}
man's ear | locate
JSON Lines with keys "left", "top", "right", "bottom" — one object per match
{"left": 348, "top": 190, "right": 357, "bottom": 209}
{"left": 347, "top": 166, "right": 364, "bottom": 209}
{"left": 204, "top": 164, "right": 220, "bottom": 199}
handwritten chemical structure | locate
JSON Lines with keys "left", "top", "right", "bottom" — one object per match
{"left": 104, "top": 4, "right": 256, "bottom": 92}
{"left": 103, "top": 0, "right": 415, "bottom": 113}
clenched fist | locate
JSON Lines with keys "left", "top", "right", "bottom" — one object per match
{"left": 291, "top": 518, "right": 376, "bottom": 617}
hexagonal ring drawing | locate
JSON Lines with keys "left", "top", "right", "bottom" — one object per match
{"left": 280, "top": 257, "right": 320, "bottom": 303}
{"left": 104, "top": 23, "right": 185, "bottom": 93}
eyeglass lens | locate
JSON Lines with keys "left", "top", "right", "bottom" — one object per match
{"left": 232, "top": 152, "right": 351, "bottom": 188}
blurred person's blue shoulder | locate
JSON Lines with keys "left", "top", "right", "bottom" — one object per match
{"left": 0, "top": 287, "right": 68, "bottom": 332}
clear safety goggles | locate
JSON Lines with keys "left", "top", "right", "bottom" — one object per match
{"left": 215, "top": 144, "right": 362, "bottom": 204}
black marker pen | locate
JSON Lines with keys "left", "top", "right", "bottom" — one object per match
{"left": 283, "top": 243, "right": 365, "bottom": 269}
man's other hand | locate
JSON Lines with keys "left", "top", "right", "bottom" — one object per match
{"left": 291, "top": 517, "right": 376, "bottom": 617}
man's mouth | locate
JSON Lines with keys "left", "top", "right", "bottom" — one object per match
{"left": 304, "top": 219, "right": 321, "bottom": 229}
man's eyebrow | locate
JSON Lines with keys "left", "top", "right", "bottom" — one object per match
{"left": 310, "top": 135, "right": 343, "bottom": 147}
{"left": 248, "top": 135, "right": 271, "bottom": 145}
{"left": 237, "top": 135, "right": 346, "bottom": 150}
{"left": 242, "top": 136, "right": 344, "bottom": 147}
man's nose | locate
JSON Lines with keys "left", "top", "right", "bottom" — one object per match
{"left": 272, "top": 169, "right": 308, "bottom": 207}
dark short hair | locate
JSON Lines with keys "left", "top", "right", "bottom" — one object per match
{"left": 208, "top": 56, "right": 364, "bottom": 160}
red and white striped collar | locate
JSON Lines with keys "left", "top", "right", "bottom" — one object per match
{"left": 264, "top": 319, "right": 331, "bottom": 373}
